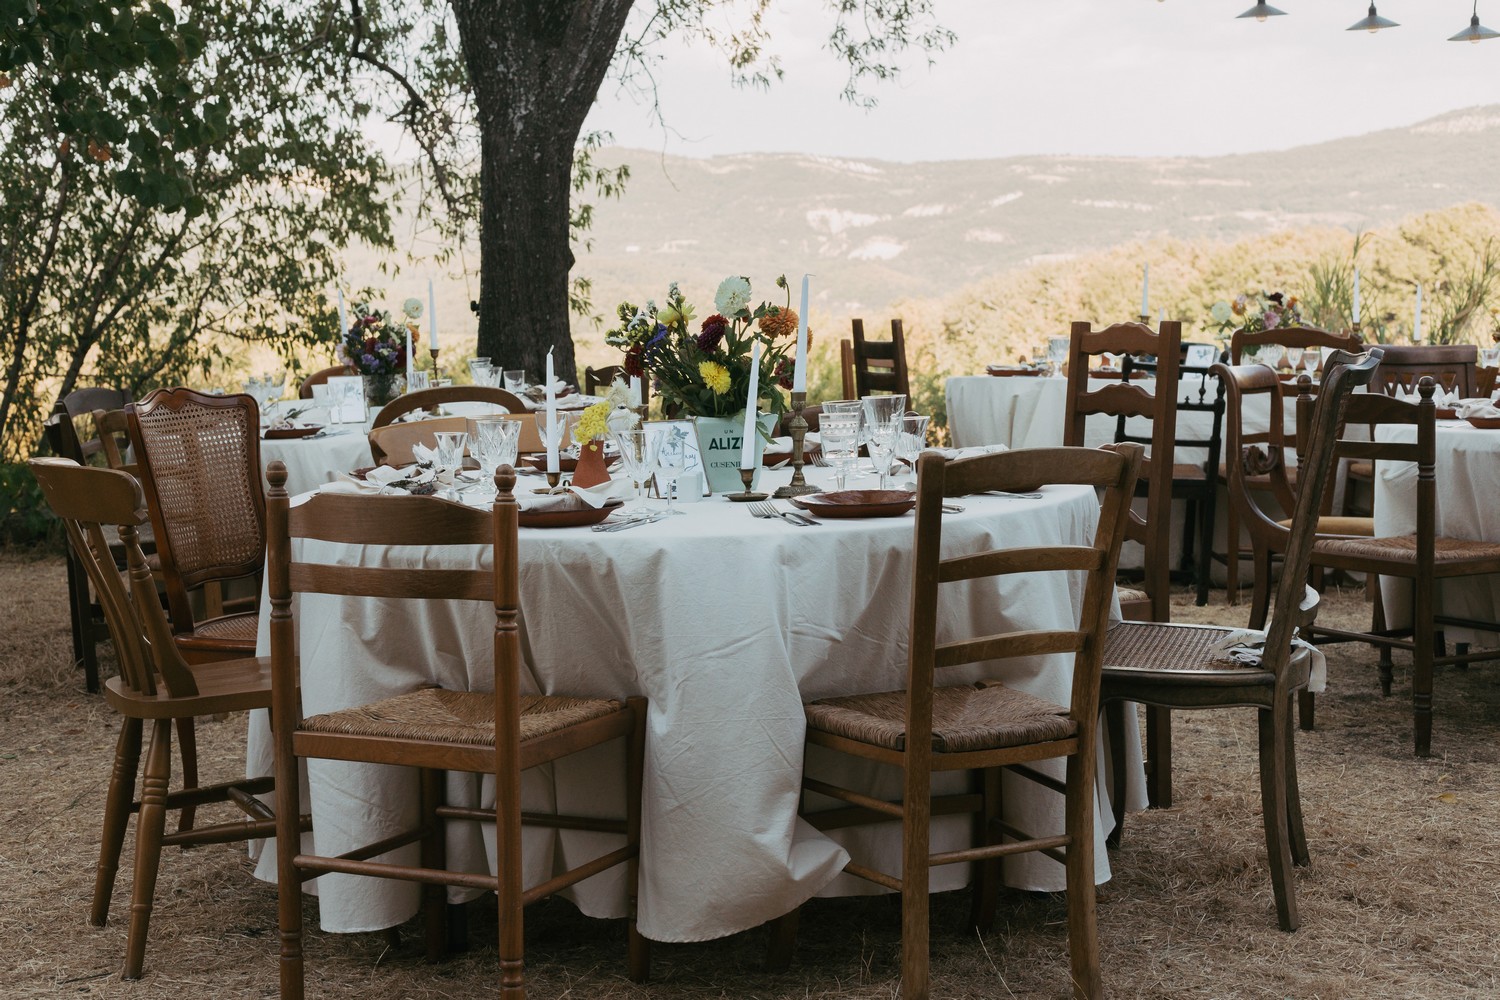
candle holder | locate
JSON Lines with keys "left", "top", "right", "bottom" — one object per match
{"left": 1138, "top": 313, "right": 1152, "bottom": 327}
{"left": 774, "top": 391, "right": 819, "bottom": 498}
{"left": 429, "top": 346, "right": 441, "bottom": 382}
{"left": 545, "top": 470, "right": 561, "bottom": 491}
{"left": 724, "top": 467, "right": 769, "bottom": 503}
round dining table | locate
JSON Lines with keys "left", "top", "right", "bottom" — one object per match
{"left": 246, "top": 464, "right": 1145, "bottom": 943}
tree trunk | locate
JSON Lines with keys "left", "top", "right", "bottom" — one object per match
{"left": 450, "top": 0, "right": 634, "bottom": 386}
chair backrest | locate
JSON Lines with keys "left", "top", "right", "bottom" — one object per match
{"left": 907, "top": 444, "right": 1141, "bottom": 754}
{"left": 367, "top": 415, "right": 472, "bottom": 466}
{"left": 126, "top": 388, "right": 266, "bottom": 634}
{"left": 298, "top": 364, "right": 356, "bottom": 399}
{"left": 1370, "top": 344, "right": 1477, "bottom": 398}
{"left": 1120, "top": 340, "right": 1226, "bottom": 482}
{"left": 583, "top": 364, "right": 649, "bottom": 408}
{"left": 371, "top": 385, "right": 528, "bottom": 428}
{"left": 1479, "top": 364, "right": 1498, "bottom": 398}
{"left": 265, "top": 460, "right": 518, "bottom": 753}
{"left": 1064, "top": 320, "right": 1182, "bottom": 621}
{"left": 1229, "top": 325, "right": 1360, "bottom": 371}
{"left": 90, "top": 408, "right": 138, "bottom": 475}
{"left": 47, "top": 386, "right": 134, "bottom": 464}
{"left": 28, "top": 458, "right": 200, "bottom": 698}
{"left": 850, "top": 318, "right": 911, "bottom": 399}
{"left": 839, "top": 339, "right": 856, "bottom": 400}
{"left": 1218, "top": 363, "right": 1301, "bottom": 535}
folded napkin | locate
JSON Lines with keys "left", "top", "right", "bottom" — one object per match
{"left": 924, "top": 444, "right": 1010, "bottom": 461}
{"left": 1457, "top": 398, "right": 1500, "bottom": 420}
{"left": 517, "top": 477, "right": 631, "bottom": 511}
{"left": 411, "top": 442, "right": 439, "bottom": 465}
{"left": 1210, "top": 628, "right": 1327, "bottom": 693}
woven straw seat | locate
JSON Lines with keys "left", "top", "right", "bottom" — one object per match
{"left": 302, "top": 688, "right": 622, "bottom": 747}
{"left": 185, "top": 612, "right": 259, "bottom": 643}
{"left": 1116, "top": 586, "right": 1148, "bottom": 604}
{"left": 1314, "top": 533, "right": 1500, "bottom": 564}
{"left": 1104, "top": 623, "right": 1268, "bottom": 678}
{"left": 806, "top": 682, "right": 1076, "bottom": 753}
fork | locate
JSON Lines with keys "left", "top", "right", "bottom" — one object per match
{"left": 747, "top": 500, "right": 818, "bottom": 526}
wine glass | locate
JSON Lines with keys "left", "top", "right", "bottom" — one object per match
{"left": 651, "top": 425, "right": 690, "bottom": 515}
{"left": 1284, "top": 347, "right": 1304, "bottom": 373}
{"left": 467, "top": 357, "right": 492, "bottom": 383}
{"left": 1303, "top": 349, "right": 1320, "bottom": 378}
{"left": 612, "top": 428, "right": 651, "bottom": 511}
{"left": 1046, "top": 336, "right": 1070, "bottom": 378}
{"left": 861, "top": 394, "right": 906, "bottom": 491}
{"left": 895, "top": 413, "right": 929, "bottom": 488}
{"left": 473, "top": 417, "right": 520, "bottom": 476}
{"left": 433, "top": 431, "right": 468, "bottom": 471}
{"left": 819, "top": 412, "right": 862, "bottom": 492}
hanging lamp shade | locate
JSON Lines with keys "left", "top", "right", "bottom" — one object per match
{"left": 1347, "top": 4, "right": 1398, "bottom": 31}
{"left": 1449, "top": 10, "right": 1500, "bottom": 41}
{"left": 1237, "top": 2, "right": 1287, "bottom": 20}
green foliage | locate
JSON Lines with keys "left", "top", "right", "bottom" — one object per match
{"left": 0, "top": 463, "right": 60, "bottom": 550}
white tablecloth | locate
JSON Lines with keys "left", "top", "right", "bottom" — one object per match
{"left": 1373, "top": 421, "right": 1500, "bottom": 644}
{"left": 247, "top": 467, "right": 1144, "bottom": 942}
{"left": 260, "top": 428, "right": 374, "bottom": 496}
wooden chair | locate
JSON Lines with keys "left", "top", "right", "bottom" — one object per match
{"left": 1478, "top": 364, "right": 1497, "bottom": 398}
{"left": 850, "top": 318, "right": 911, "bottom": 399}
{"left": 44, "top": 387, "right": 134, "bottom": 692}
{"left": 1299, "top": 376, "right": 1500, "bottom": 757}
{"left": 1064, "top": 321, "right": 1180, "bottom": 811}
{"left": 1119, "top": 342, "right": 1225, "bottom": 607}
{"left": 776, "top": 444, "right": 1140, "bottom": 1000}
{"left": 1371, "top": 343, "right": 1478, "bottom": 397}
{"left": 297, "top": 364, "right": 355, "bottom": 399}
{"left": 839, "top": 338, "right": 857, "bottom": 400}
{"left": 1100, "top": 348, "right": 1381, "bottom": 932}
{"left": 28, "top": 458, "right": 293, "bottom": 979}
{"left": 1223, "top": 326, "right": 1363, "bottom": 603}
{"left": 371, "top": 384, "right": 529, "bottom": 428}
{"left": 126, "top": 388, "right": 264, "bottom": 665}
{"left": 266, "top": 462, "right": 649, "bottom": 999}
{"left": 368, "top": 414, "right": 471, "bottom": 466}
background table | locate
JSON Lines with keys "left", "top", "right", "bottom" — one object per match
{"left": 246, "top": 466, "right": 1144, "bottom": 943}
{"left": 1373, "top": 420, "right": 1500, "bottom": 644}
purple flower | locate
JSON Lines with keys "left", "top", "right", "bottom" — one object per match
{"left": 1263, "top": 310, "right": 1280, "bottom": 329}
{"left": 696, "top": 314, "right": 728, "bottom": 353}
{"left": 362, "top": 353, "right": 377, "bottom": 368}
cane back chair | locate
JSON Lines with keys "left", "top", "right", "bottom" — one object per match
{"left": 775, "top": 444, "right": 1141, "bottom": 1000}
{"left": 1100, "top": 349, "right": 1380, "bottom": 932}
{"left": 266, "top": 462, "right": 649, "bottom": 998}
{"left": 29, "top": 458, "right": 291, "bottom": 979}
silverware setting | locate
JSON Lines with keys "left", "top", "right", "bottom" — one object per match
{"left": 747, "top": 500, "right": 819, "bottom": 526}
{"left": 592, "top": 511, "right": 669, "bottom": 532}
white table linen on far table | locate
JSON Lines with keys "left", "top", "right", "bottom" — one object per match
{"left": 260, "top": 428, "right": 374, "bottom": 497}
{"left": 247, "top": 467, "right": 1144, "bottom": 943}
{"left": 1373, "top": 421, "right": 1500, "bottom": 644}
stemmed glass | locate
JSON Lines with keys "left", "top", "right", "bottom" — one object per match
{"left": 1046, "top": 336, "right": 1070, "bottom": 378}
{"left": 894, "top": 413, "right": 930, "bottom": 488}
{"left": 612, "top": 428, "right": 651, "bottom": 511}
{"left": 819, "top": 412, "right": 861, "bottom": 491}
{"left": 651, "top": 426, "right": 689, "bottom": 515}
{"left": 1284, "top": 347, "right": 1304, "bottom": 374}
{"left": 861, "top": 394, "right": 906, "bottom": 491}
{"left": 1303, "top": 349, "right": 1320, "bottom": 379}
{"left": 433, "top": 431, "right": 468, "bottom": 471}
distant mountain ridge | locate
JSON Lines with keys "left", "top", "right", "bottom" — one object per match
{"left": 577, "top": 105, "right": 1500, "bottom": 323}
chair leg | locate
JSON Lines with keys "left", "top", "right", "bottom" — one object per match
{"left": 122, "top": 719, "right": 173, "bottom": 979}
{"left": 1145, "top": 707, "right": 1172, "bottom": 809}
{"left": 1283, "top": 701, "right": 1309, "bottom": 868}
{"left": 765, "top": 909, "right": 800, "bottom": 974}
{"left": 498, "top": 743, "right": 525, "bottom": 997}
{"left": 625, "top": 697, "right": 651, "bottom": 983}
{"left": 91, "top": 717, "right": 143, "bottom": 926}
{"left": 969, "top": 766, "right": 1002, "bottom": 931}
{"left": 900, "top": 772, "right": 932, "bottom": 999}
{"left": 1103, "top": 702, "right": 1128, "bottom": 849}
{"left": 1063, "top": 755, "right": 1102, "bottom": 999}
{"left": 1256, "top": 705, "right": 1300, "bottom": 932}
{"left": 1413, "top": 595, "right": 1435, "bottom": 758}
{"left": 175, "top": 717, "right": 199, "bottom": 835}
{"left": 274, "top": 713, "right": 305, "bottom": 999}
{"left": 420, "top": 768, "right": 448, "bottom": 963}
{"left": 1372, "top": 579, "right": 1393, "bottom": 696}
{"left": 1297, "top": 690, "right": 1315, "bottom": 732}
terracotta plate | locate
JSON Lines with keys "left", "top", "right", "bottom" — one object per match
{"left": 791, "top": 489, "right": 916, "bottom": 518}
{"left": 986, "top": 365, "right": 1043, "bottom": 377}
{"left": 518, "top": 498, "right": 623, "bottom": 528}
{"left": 264, "top": 424, "right": 324, "bottom": 439}
{"left": 1467, "top": 415, "right": 1500, "bottom": 429}
{"left": 1436, "top": 407, "right": 1459, "bottom": 421}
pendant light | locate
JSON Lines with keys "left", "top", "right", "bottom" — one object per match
{"left": 1449, "top": 1, "right": 1500, "bottom": 41}
{"left": 1237, "top": 1, "right": 1287, "bottom": 21}
{"left": 1347, "top": 3, "right": 1398, "bottom": 32}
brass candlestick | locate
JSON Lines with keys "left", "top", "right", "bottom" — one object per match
{"left": 774, "top": 391, "right": 819, "bottom": 498}
{"left": 545, "top": 470, "right": 561, "bottom": 491}
{"left": 725, "top": 466, "right": 769, "bottom": 503}
{"left": 429, "top": 346, "right": 441, "bottom": 381}
{"left": 1138, "top": 313, "right": 1152, "bottom": 327}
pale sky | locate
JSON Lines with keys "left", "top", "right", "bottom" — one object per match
{"left": 584, "top": 0, "right": 1500, "bottom": 160}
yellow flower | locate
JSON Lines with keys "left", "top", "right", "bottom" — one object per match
{"left": 572, "top": 400, "right": 612, "bottom": 444}
{"left": 700, "top": 360, "right": 731, "bottom": 395}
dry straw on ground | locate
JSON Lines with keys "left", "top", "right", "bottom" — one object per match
{"left": 3, "top": 549, "right": 1498, "bottom": 999}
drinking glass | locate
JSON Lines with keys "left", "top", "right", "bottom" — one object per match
{"left": 1284, "top": 347, "right": 1304, "bottom": 373}
{"left": 651, "top": 427, "right": 690, "bottom": 515}
{"left": 819, "top": 412, "right": 861, "bottom": 491}
{"left": 861, "top": 394, "right": 906, "bottom": 491}
{"left": 467, "top": 357, "right": 492, "bottom": 383}
{"left": 433, "top": 431, "right": 468, "bottom": 470}
{"left": 1046, "top": 336, "right": 1070, "bottom": 378}
{"left": 1303, "top": 350, "right": 1319, "bottom": 377}
{"left": 895, "top": 414, "right": 930, "bottom": 485}
{"left": 408, "top": 369, "right": 431, "bottom": 392}
{"left": 612, "top": 428, "right": 651, "bottom": 511}
{"left": 1481, "top": 347, "right": 1500, "bottom": 370}
{"left": 504, "top": 369, "right": 527, "bottom": 394}
{"left": 473, "top": 417, "right": 520, "bottom": 477}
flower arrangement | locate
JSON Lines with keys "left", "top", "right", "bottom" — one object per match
{"left": 336, "top": 300, "right": 419, "bottom": 378}
{"left": 1210, "top": 290, "right": 1304, "bottom": 337}
{"left": 605, "top": 274, "right": 805, "bottom": 419}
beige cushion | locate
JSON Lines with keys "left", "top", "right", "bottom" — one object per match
{"left": 301, "top": 687, "right": 621, "bottom": 746}
{"left": 805, "top": 682, "right": 1076, "bottom": 753}
{"left": 1275, "top": 515, "right": 1375, "bottom": 537}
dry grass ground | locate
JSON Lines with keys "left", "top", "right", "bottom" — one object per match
{"left": 3, "top": 548, "right": 1499, "bottom": 999}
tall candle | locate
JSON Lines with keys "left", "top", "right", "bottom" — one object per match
{"left": 1413, "top": 283, "right": 1423, "bottom": 342}
{"left": 405, "top": 324, "right": 413, "bottom": 386}
{"left": 740, "top": 340, "right": 762, "bottom": 471}
{"left": 544, "top": 347, "right": 559, "bottom": 474}
{"left": 793, "top": 274, "right": 810, "bottom": 393}
{"left": 1140, "top": 263, "right": 1150, "bottom": 317}
{"left": 428, "top": 279, "right": 439, "bottom": 350}
{"left": 1352, "top": 268, "right": 1361, "bottom": 325}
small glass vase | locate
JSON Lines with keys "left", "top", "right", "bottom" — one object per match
{"left": 362, "top": 372, "right": 406, "bottom": 410}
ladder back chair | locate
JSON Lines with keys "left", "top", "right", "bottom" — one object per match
{"left": 28, "top": 458, "right": 292, "bottom": 980}
{"left": 777, "top": 444, "right": 1141, "bottom": 1000}
{"left": 126, "top": 388, "right": 265, "bottom": 664}
{"left": 266, "top": 462, "right": 649, "bottom": 999}
{"left": 850, "top": 318, "right": 911, "bottom": 399}
{"left": 839, "top": 338, "right": 857, "bottom": 400}
{"left": 1371, "top": 343, "right": 1478, "bottom": 398}
{"left": 1298, "top": 376, "right": 1500, "bottom": 757}
{"left": 1224, "top": 326, "right": 1364, "bottom": 603}
{"left": 1100, "top": 348, "right": 1381, "bottom": 932}
{"left": 44, "top": 386, "right": 134, "bottom": 692}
